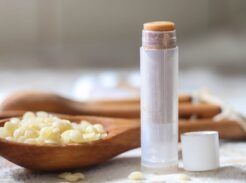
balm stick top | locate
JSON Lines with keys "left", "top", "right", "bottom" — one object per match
{"left": 144, "top": 21, "right": 175, "bottom": 31}
{"left": 142, "top": 21, "right": 176, "bottom": 49}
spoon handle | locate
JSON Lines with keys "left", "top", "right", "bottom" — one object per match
{"left": 1, "top": 91, "right": 220, "bottom": 119}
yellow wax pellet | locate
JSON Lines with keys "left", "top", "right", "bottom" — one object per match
{"left": 94, "top": 124, "right": 105, "bottom": 133}
{"left": 40, "top": 127, "right": 60, "bottom": 142}
{"left": 128, "top": 171, "right": 144, "bottom": 181}
{"left": 13, "top": 127, "right": 25, "bottom": 138}
{"left": 83, "top": 132, "right": 97, "bottom": 141}
{"left": 69, "top": 130, "right": 84, "bottom": 143}
{"left": 0, "top": 112, "right": 107, "bottom": 145}
{"left": 61, "top": 129, "right": 83, "bottom": 144}
{"left": 4, "top": 122, "right": 18, "bottom": 135}
{"left": 178, "top": 174, "right": 191, "bottom": 181}
{"left": 23, "top": 112, "right": 36, "bottom": 119}
{"left": 36, "top": 111, "right": 49, "bottom": 118}
{"left": 58, "top": 172, "right": 85, "bottom": 182}
{"left": 24, "top": 129, "right": 39, "bottom": 138}
{"left": 85, "top": 125, "right": 95, "bottom": 133}
{"left": 0, "top": 128, "right": 11, "bottom": 138}
{"left": 10, "top": 118, "right": 20, "bottom": 124}
{"left": 52, "top": 120, "right": 72, "bottom": 132}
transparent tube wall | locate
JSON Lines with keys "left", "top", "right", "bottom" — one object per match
{"left": 140, "top": 47, "right": 178, "bottom": 169}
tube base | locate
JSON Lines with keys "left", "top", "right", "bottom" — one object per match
{"left": 141, "top": 161, "right": 178, "bottom": 174}
{"left": 141, "top": 122, "right": 178, "bottom": 169}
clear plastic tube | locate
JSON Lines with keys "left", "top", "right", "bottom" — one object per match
{"left": 140, "top": 29, "right": 178, "bottom": 171}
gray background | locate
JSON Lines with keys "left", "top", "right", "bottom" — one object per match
{"left": 0, "top": 0, "right": 245, "bottom": 70}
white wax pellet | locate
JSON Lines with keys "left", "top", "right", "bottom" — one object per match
{"left": 0, "top": 128, "right": 10, "bottom": 138}
{"left": 36, "top": 111, "right": 49, "bottom": 118}
{"left": 83, "top": 132, "right": 96, "bottom": 141}
{"left": 24, "top": 129, "right": 39, "bottom": 138}
{"left": 69, "top": 130, "right": 83, "bottom": 143}
{"left": 13, "top": 128, "right": 25, "bottom": 138}
{"left": 85, "top": 125, "right": 95, "bottom": 133}
{"left": 23, "top": 112, "right": 35, "bottom": 119}
{"left": 58, "top": 172, "right": 85, "bottom": 182}
{"left": 10, "top": 118, "right": 20, "bottom": 124}
{"left": 128, "top": 171, "right": 144, "bottom": 181}
{"left": 94, "top": 124, "right": 105, "bottom": 133}
{"left": 178, "top": 174, "right": 191, "bottom": 181}
{"left": 0, "top": 111, "right": 107, "bottom": 145}
{"left": 4, "top": 122, "right": 18, "bottom": 135}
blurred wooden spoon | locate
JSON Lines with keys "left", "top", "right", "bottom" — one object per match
{"left": 0, "top": 91, "right": 220, "bottom": 118}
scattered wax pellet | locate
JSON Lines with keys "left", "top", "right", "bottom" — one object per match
{"left": 4, "top": 122, "right": 18, "bottom": 135}
{"left": 23, "top": 112, "right": 35, "bottom": 119}
{"left": 85, "top": 125, "right": 95, "bottom": 133}
{"left": 36, "top": 111, "right": 49, "bottom": 118}
{"left": 0, "top": 111, "right": 107, "bottom": 145}
{"left": 13, "top": 127, "right": 25, "bottom": 138}
{"left": 24, "top": 129, "right": 39, "bottom": 138}
{"left": 10, "top": 118, "right": 20, "bottom": 123}
{"left": 178, "top": 174, "right": 191, "bottom": 181}
{"left": 128, "top": 171, "right": 144, "bottom": 181}
{"left": 93, "top": 124, "right": 105, "bottom": 133}
{"left": 58, "top": 172, "right": 85, "bottom": 182}
{"left": 61, "top": 129, "right": 84, "bottom": 144}
{"left": 69, "top": 129, "right": 83, "bottom": 143}
{"left": 80, "top": 121, "right": 91, "bottom": 128}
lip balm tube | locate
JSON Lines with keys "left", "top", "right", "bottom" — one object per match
{"left": 140, "top": 21, "right": 178, "bottom": 171}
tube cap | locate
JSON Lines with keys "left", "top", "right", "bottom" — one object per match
{"left": 181, "top": 131, "right": 220, "bottom": 171}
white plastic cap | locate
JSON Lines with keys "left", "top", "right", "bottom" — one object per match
{"left": 181, "top": 131, "right": 220, "bottom": 171}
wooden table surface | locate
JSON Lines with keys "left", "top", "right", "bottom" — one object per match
{"left": 0, "top": 141, "right": 246, "bottom": 183}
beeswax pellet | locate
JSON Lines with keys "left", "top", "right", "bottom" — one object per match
{"left": 0, "top": 111, "right": 107, "bottom": 145}
{"left": 58, "top": 172, "right": 85, "bottom": 182}
{"left": 128, "top": 171, "right": 144, "bottom": 181}
{"left": 178, "top": 174, "right": 191, "bottom": 181}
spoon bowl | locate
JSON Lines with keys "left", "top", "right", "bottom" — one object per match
{"left": 0, "top": 115, "right": 140, "bottom": 171}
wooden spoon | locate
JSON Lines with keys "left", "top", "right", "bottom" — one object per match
{"left": 0, "top": 115, "right": 140, "bottom": 171}
{"left": 1, "top": 91, "right": 220, "bottom": 118}
{"left": 0, "top": 113, "right": 245, "bottom": 171}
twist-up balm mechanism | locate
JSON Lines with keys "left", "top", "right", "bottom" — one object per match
{"left": 140, "top": 21, "right": 178, "bottom": 171}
